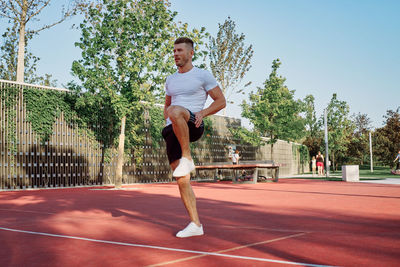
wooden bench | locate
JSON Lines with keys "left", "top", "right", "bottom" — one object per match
{"left": 195, "top": 160, "right": 281, "bottom": 183}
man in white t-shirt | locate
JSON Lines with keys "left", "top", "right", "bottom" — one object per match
{"left": 232, "top": 150, "right": 240, "bottom": 165}
{"left": 162, "top": 37, "right": 226, "bottom": 238}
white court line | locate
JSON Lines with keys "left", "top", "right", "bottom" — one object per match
{"left": 147, "top": 232, "right": 309, "bottom": 266}
{"left": 0, "top": 226, "right": 334, "bottom": 267}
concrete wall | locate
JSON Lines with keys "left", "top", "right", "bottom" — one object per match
{"left": 256, "top": 138, "right": 309, "bottom": 177}
{"left": 192, "top": 115, "right": 309, "bottom": 178}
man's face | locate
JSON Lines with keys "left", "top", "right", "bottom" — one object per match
{"left": 173, "top": 43, "right": 193, "bottom": 67}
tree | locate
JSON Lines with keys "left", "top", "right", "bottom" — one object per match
{"left": 353, "top": 112, "right": 372, "bottom": 134}
{"left": 303, "top": 94, "right": 319, "bottom": 136}
{"left": 346, "top": 113, "right": 372, "bottom": 165}
{"left": 208, "top": 17, "right": 253, "bottom": 114}
{"left": 301, "top": 94, "right": 323, "bottom": 157}
{"left": 0, "top": 22, "right": 56, "bottom": 85}
{"left": 374, "top": 107, "right": 400, "bottom": 166}
{"left": 0, "top": 0, "right": 84, "bottom": 82}
{"left": 241, "top": 59, "right": 304, "bottom": 160}
{"left": 71, "top": 0, "right": 207, "bottom": 188}
{"left": 325, "top": 93, "right": 353, "bottom": 170}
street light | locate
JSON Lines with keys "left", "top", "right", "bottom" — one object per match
{"left": 324, "top": 108, "right": 330, "bottom": 177}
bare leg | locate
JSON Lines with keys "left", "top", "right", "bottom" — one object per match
{"left": 167, "top": 106, "right": 200, "bottom": 225}
{"left": 171, "top": 160, "right": 200, "bottom": 226}
{"left": 167, "top": 106, "right": 192, "bottom": 159}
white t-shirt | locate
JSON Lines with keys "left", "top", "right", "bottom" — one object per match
{"left": 165, "top": 67, "right": 218, "bottom": 125}
{"left": 232, "top": 153, "right": 240, "bottom": 163}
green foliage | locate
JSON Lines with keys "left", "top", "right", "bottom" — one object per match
{"left": 292, "top": 143, "right": 310, "bottom": 165}
{"left": 229, "top": 126, "right": 263, "bottom": 146}
{"left": 71, "top": 0, "right": 208, "bottom": 169}
{"left": 189, "top": 117, "right": 214, "bottom": 149}
{"left": 0, "top": 22, "right": 57, "bottom": 85}
{"left": 202, "top": 117, "right": 215, "bottom": 144}
{"left": 163, "top": 18, "right": 209, "bottom": 80}
{"left": 0, "top": 0, "right": 82, "bottom": 82}
{"left": 303, "top": 135, "right": 324, "bottom": 159}
{"left": 374, "top": 107, "right": 400, "bottom": 166}
{"left": 345, "top": 113, "right": 372, "bottom": 165}
{"left": 302, "top": 94, "right": 319, "bottom": 136}
{"left": 68, "top": 83, "right": 119, "bottom": 147}
{"left": 23, "top": 88, "right": 76, "bottom": 142}
{"left": 1, "top": 84, "right": 100, "bottom": 166}
{"left": 124, "top": 103, "right": 167, "bottom": 163}
{"left": 148, "top": 106, "right": 165, "bottom": 149}
{"left": 72, "top": 0, "right": 177, "bottom": 168}
{"left": 2, "top": 86, "right": 18, "bottom": 168}
{"left": 241, "top": 59, "right": 305, "bottom": 145}
{"left": 208, "top": 16, "right": 253, "bottom": 103}
{"left": 0, "top": 24, "right": 20, "bottom": 81}
{"left": 72, "top": 0, "right": 206, "bottom": 109}
{"left": 300, "top": 94, "right": 324, "bottom": 158}
{"left": 325, "top": 93, "right": 354, "bottom": 169}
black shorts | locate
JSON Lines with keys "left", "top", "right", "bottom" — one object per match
{"left": 162, "top": 110, "right": 204, "bottom": 164}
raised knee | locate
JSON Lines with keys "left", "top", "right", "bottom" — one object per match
{"left": 167, "top": 106, "right": 188, "bottom": 122}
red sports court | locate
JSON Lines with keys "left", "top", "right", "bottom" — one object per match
{"left": 0, "top": 179, "right": 399, "bottom": 266}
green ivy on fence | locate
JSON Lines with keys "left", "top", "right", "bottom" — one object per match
{"left": 2, "top": 83, "right": 214, "bottom": 172}
{"left": 23, "top": 88, "right": 74, "bottom": 142}
{"left": 292, "top": 143, "right": 310, "bottom": 165}
{"left": 3, "top": 86, "right": 18, "bottom": 174}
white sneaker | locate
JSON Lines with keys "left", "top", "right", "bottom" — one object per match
{"left": 173, "top": 157, "right": 195, "bottom": 177}
{"left": 176, "top": 222, "right": 204, "bottom": 238}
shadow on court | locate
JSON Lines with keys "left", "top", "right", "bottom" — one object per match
{"left": 0, "top": 180, "right": 399, "bottom": 266}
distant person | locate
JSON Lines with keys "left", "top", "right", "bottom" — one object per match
{"left": 228, "top": 146, "right": 234, "bottom": 161}
{"left": 311, "top": 156, "right": 317, "bottom": 176}
{"left": 316, "top": 151, "right": 324, "bottom": 176}
{"left": 394, "top": 150, "right": 400, "bottom": 170}
{"left": 232, "top": 149, "right": 240, "bottom": 165}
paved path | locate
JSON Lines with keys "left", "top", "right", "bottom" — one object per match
{"left": 359, "top": 178, "right": 400, "bottom": 185}
{"left": 281, "top": 174, "right": 400, "bottom": 185}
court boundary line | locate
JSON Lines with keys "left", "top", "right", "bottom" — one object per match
{"left": 147, "top": 232, "right": 311, "bottom": 266}
{"left": 0, "top": 226, "right": 333, "bottom": 267}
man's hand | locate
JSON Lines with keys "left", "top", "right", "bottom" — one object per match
{"left": 194, "top": 111, "right": 204, "bottom": 128}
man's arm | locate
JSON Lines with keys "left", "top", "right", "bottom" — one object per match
{"left": 195, "top": 86, "right": 226, "bottom": 127}
{"left": 164, "top": 95, "right": 171, "bottom": 120}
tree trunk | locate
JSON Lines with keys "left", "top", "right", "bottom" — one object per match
{"left": 115, "top": 116, "right": 126, "bottom": 188}
{"left": 16, "top": 3, "right": 27, "bottom": 82}
{"left": 271, "top": 143, "right": 274, "bottom": 162}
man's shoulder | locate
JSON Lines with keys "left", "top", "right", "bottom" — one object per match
{"left": 167, "top": 67, "right": 210, "bottom": 78}
{"left": 166, "top": 71, "right": 178, "bottom": 80}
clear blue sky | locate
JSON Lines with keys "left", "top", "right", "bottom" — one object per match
{"left": 1, "top": 0, "right": 399, "bottom": 128}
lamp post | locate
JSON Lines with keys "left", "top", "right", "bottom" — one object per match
{"left": 369, "top": 131, "right": 373, "bottom": 173}
{"left": 324, "top": 108, "right": 330, "bottom": 177}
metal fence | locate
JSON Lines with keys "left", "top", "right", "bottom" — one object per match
{"left": 0, "top": 79, "right": 256, "bottom": 190}
{"left": 0, "top": 80, "right": 104, "bottom": 189}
